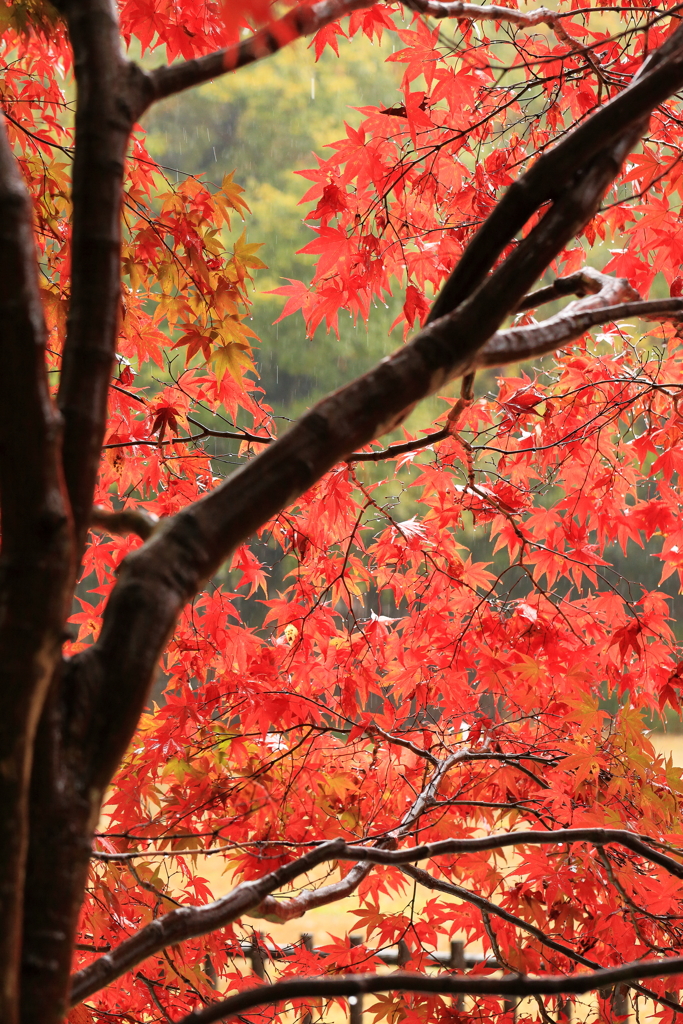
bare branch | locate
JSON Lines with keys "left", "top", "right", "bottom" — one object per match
{"left": 365, "top": 726, "right": 439, "bottom": 765}
{"left": 174, "top": 961, "right": 683, "bottom": 1024}
{"left": 518, "top": 267, "right": 635, "bottom": 311}
{"left": 186, "top": 416, "right": 273, "bottom": 445}
{"left": 19, "top": 5, "right": 155, "bottom": 1012}
{"left": 475, "top": 299, "right": 683, "bottom": 370}
{"left": 404, "top": 0, "right": 566, "bottom": 26}
{"left": 347, "top": 427, "right": 450, "bottom": 462}
{"left": 247, "top": 859, "right": 374, "bottom": 926}
{"left": 90, "top": 506, "right": 159, "bottom": 541}
{"left": 348, "top": 283, "right": 683, "bottom": 463}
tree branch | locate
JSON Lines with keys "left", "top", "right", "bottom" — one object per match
{"left": 0, "top": 112, "right": 72, "bottom": 1024}
{"left": 56, "top": 0, "right": 149, "bottom": 556}
{"left": 403, "top": 0, "right": 570, "bottom": 27}
{"left": 174, "top": 961, "right": 683, "bottom": 1024}
{"left": 475, "top": 299, "right": 683, "bottom": 370}
{"left": 143, "top": 0, "right": 376, "bottom": 107}
{"left": 71, "top": 825, "right": 683, "bottom": 1003}
{"left": 425, "top": 19, "right": 683, "bottom": 324}
{"left": 90, "top": 506, "right": 159, "bottom": 541}
{"left": 347, "top": 280, "right": 682, "bottom": 463}
{"left": 186, "top": 416, "right": 273, "bottom": 445}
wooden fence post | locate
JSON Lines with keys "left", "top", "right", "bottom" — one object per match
{"left": 503, "top": 996, "right": 517, "bottom": 1020}
{"left": 249, "top": 931, "right": 265, "bottom": 979}
{"left": 449, "top": 939, "right": 465, "bottom": 1013}
{"left": 348, "top": 932, "right": 364, "bottom": 1024}
{"left": 557, "top": 995, "right": 571, "bottom": 1022}
{"left": 614, "top": 985, "right": 629, "bottom": 1024}
{"left": 301, "top": 934, "right": 314, "bottom": 1024}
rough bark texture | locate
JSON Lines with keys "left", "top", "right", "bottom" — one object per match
{"left": 0, "top": 116, "right": 72, "bottom": 1023}
{"left": 18, "top": 1, "right": 143, "bottom": 1018}
{"left": 55, "top": 0, "right": 144, "bottom": 556}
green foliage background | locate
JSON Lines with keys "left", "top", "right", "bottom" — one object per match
{"left": 143, "top": 33, "right": 404, "bottom": 419}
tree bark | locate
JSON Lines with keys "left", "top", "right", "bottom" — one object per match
{"left": 18, "top": 1, "right": 143, "bottom": 1018}
{"left": 0, "top": 115, "right": 72, "bottom": 1023}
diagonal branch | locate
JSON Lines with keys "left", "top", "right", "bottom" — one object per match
{"left": 174, "top": 961, "right": 683, "bottom": 1024}
{"left": 144, "top": 0, "right": 376, "bottom": 107}
{"left": 65, "top": 97, "right": 651, "bottom": 803}
{"left": 90, "top": 506, "right": 159, "bottom": 541}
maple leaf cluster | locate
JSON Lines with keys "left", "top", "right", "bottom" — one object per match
{"left": 7, "top": 0, "right": 683, "bottom": 1021}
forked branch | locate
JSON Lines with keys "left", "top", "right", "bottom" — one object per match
{"left": 475, "top": 272, "right": 683, "bottom": 369}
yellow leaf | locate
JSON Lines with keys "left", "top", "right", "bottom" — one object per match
{"left": 233, "top": 230, "right": 267, "bottom": 270}
{"left": 211, "top": 343, "right": 254, "bottom": 384}
{"left": 217, "top": 170, "right": 251, "bottom": 224}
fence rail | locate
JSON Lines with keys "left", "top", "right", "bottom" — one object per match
{"left": 240, "top": 935, "right": 494, "bottom": 975}
{"left": 228, "top": 934, "right": 633, "bottom": 1023}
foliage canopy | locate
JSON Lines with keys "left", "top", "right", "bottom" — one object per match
{"left": 7, "top": 0, "right": 683, "bottom": 1022}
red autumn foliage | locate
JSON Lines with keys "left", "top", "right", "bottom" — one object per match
{"left": 6, "top": 0, "right": 683, "bottom": 1022}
